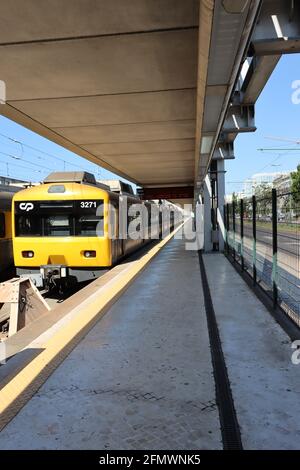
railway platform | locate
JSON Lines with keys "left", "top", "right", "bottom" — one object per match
{"left": 0, "top": 233, "right": 300, "bottom": 450}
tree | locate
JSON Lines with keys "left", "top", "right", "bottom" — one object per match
{"left": 254, "top": 184, "right": 272, "bottom": 218}
{"left": 232, "top": 192, "right": 240, "bottom": 216}
{"left": 291, "top": 165, "right": 300, "bottom": 214}
{"left": 232, "top": 192, "right": 238, "bottom": 204}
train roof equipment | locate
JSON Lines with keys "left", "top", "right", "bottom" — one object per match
{"left": 43, "top": 171, "right": 110, "bottom": 191}
{"left": 98, "top": 179, "right": 135, "bottom": 196}
{"left": 43, "top": 171, "right": 97, "bottom": 185}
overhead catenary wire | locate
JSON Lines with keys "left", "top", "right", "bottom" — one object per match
{"left": 0, "top": 131, "right": 106, "bottom": 178}
{"left": 0, "top": 131, "right": 88, "bottom": 170}
{"left": 257, "top": 136, "right": 300, "bottom": 172}
{"left": 226, "top": 136, "right": 300, "bottom": 194}
{"left": 0, "top": 150, "right": 53, "bottom": 172}
{"left": 0, "top": 159, "right": 46, "bottom": 178}
{"left": 227, "top": 150, "right": 299, "bottom": 194}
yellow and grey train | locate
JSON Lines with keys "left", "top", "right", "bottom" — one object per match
{"left": 12, "top": 172, "right": 178, "bottom": 289}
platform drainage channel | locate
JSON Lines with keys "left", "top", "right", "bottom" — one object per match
{"left": 198, "top": 251, "right": 243, "bottom": 450}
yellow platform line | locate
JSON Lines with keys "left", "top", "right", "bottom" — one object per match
{"left": 0, "top": 224, "right": 184, "bottom": 431}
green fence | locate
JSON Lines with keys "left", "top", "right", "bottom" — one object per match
{"left": 225, "top": 190, "right": 300, "bottom": 327}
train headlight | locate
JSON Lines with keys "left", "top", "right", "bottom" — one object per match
{"left": 84, "top": 250, "right": 96, "bottom": 258}
{"left": 22, "top": 251, "right": 34, "bottom": 258}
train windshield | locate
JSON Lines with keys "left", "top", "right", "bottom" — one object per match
{"left": 45, "top": 215, "right": 72, "bottom": 236}
{"left": 15, "top": 200, "right": 104, "bottom": 237}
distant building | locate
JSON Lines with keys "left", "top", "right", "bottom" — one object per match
{"left": 226, "top": 171, "right": 296, "bottom": 203}
{"left": 225, "top": 194, "right": 233, "bottom": 203}
{"left": 225, "top": 192, "right": 245, "bottom": 203}
{"left": 0, "top": 175, "right": 26, "bottom": 186}
{"left": 0, "top": 175, "right": 28, "bottom": 191}
{"left": 273, "top": 172, "right": 297, "bottom": 218}
{"left": 273, "top": 173, "right": 292, "bottom": 194}
{"left": 243, "top": 172, "right": 289, "bottom": 198}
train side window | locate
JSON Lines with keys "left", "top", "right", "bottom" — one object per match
{"left": 127, "top": 203, "right": 133, "bottom": 236}
{"left": 128, "top": 203, "right": 143, "bottom": 238}
{"left": 0, "top": 213, "right": 5, "bottom": 238}
{"left": 109, "top": 200, "right": 118, "bottom": 239}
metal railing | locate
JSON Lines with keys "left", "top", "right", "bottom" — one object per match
{"left": 224, "top": 190, "right": 300, "bottom": 327}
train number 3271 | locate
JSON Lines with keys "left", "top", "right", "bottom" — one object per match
{"left": 80, "top": 201, "right": 97, "bottom": 208}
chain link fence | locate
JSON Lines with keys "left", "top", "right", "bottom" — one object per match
{"left": 225, "top": 189, "right": 300, "bottom": 327}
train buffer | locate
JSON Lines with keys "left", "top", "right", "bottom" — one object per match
{"left": 0, "top": 277, "right": 51, "bottom": 340}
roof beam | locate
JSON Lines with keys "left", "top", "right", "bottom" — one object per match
{"left": 223, "top": 104, "right": 256, "bottom": 134}
{"left": 196, "top": 0, "right": 262, "bottom": 182}
{"left": 212, "top": 142, "right": 235, "bottom": 160}
{"left": 240, "top": 55, "right": 281, "bottom": 104}
{"left": 251, "top": 0, "right": 300, "bottom": 55}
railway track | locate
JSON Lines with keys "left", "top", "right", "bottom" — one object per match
{"left": 42, "top": 279, "right": 94, "bottom": 309}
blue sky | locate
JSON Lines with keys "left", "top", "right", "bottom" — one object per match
{"left": 226, "top": 53, "right": 300, "bottom": 194}
{"left": 0, "top": 54, "right": 299, "bottom": 191}
{"left": 0, "top": 116, "right": 118, "bottom": 183}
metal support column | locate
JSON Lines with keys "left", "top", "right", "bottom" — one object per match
{"left": 204, "top": 175, "right": 213, "bottom": 252}
{"left": 272, "top": 188, "right": 278, "bottom": 308}
{"left": 252, "top": 195, "right": 257, "bottom": 285}
{"left": 240, "top": 198, "right": 244, "bottom": 271}
{"left": 226, "top": 203, "right": 230, "bottom": 255}
{"left": 217, "top": 159, "right": 225, "bottom": 252}
{"left": 224, "top": 204, "right": 228, "bottom": 254}
{"left": 232, "top": 199, "right": 236, "bottom": 262}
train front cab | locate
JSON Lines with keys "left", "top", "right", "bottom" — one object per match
{"left": 13, "top": 182, "right": 114, "bottom": 289}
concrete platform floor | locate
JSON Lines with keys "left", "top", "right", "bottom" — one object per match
{"left": 0, "top": 238, "right": 222, "bottom": 450}
{"left": 203, "top": 253, "right": 300, "bottom": 450}
{"left": 0, "top": 238, "right": 300, "bottom": 450}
